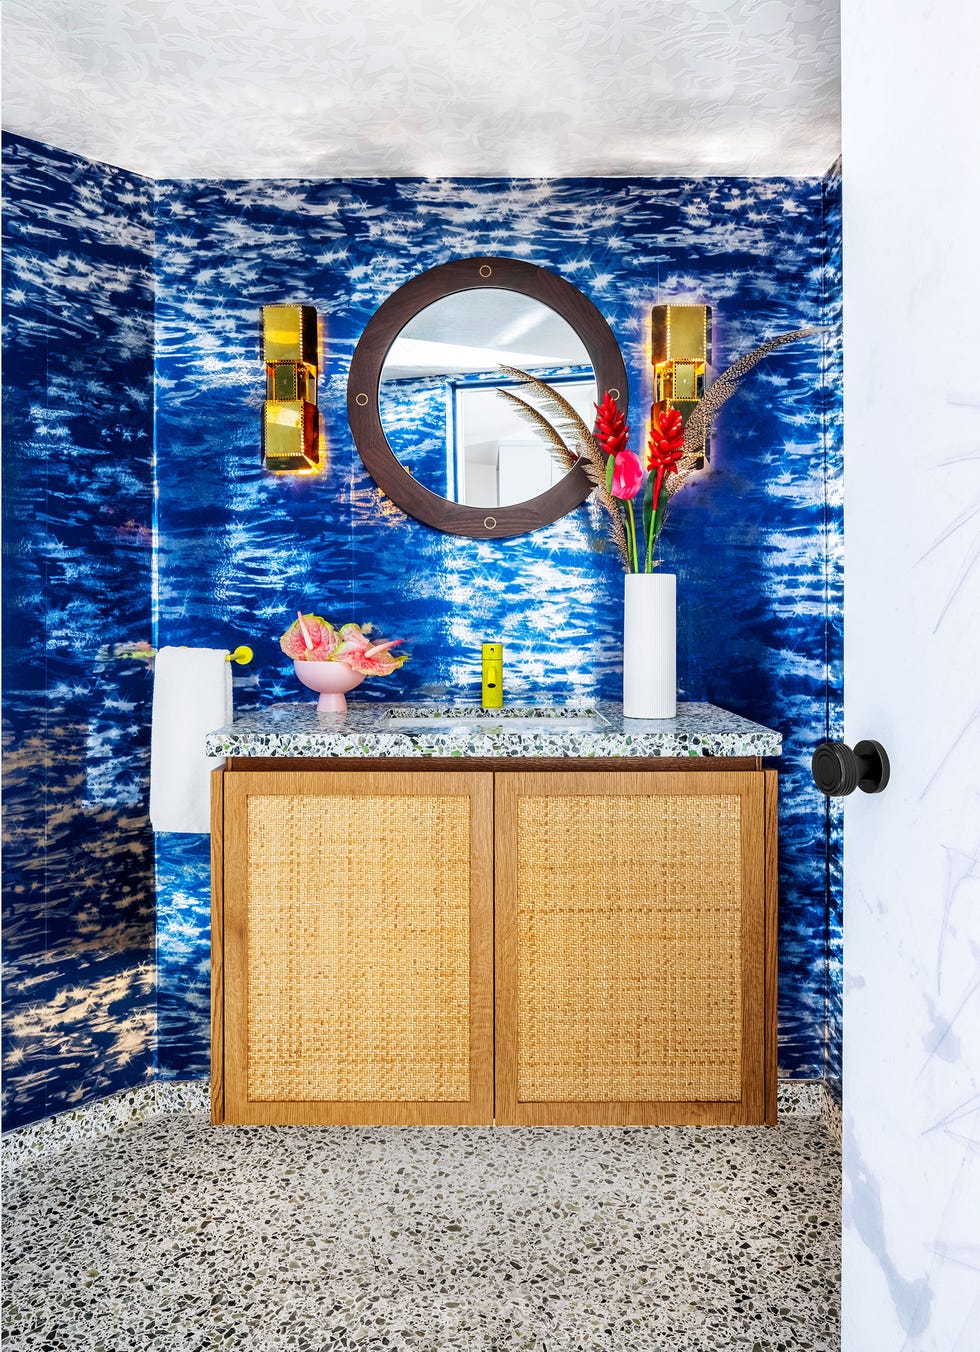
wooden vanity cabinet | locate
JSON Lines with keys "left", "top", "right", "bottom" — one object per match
{"left": 211, "top": 769, "right": 494, "bottom": 1125}
{"left": 212, "top": 760, "right": 777, "bottom": 1128}
{"left": 494, "top": 769, "right": 776, "bottom": 1127}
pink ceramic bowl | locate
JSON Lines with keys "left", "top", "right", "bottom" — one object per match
{"left": 293, "top": 659, "right": 365, "bottom": 713}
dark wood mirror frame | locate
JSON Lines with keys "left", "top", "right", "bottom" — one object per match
{"left": 347, "top": 256, "right": 629, "bottom": 539}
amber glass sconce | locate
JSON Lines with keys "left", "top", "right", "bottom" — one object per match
{"left": 652, "top": 304, "right": 712, "bottom": 464}
{"left": 261, "top": 305, "right": 321, "bottom": 474}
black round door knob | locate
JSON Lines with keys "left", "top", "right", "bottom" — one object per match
{"left": 811, "top": 739, "right": 890, "bottom": 797}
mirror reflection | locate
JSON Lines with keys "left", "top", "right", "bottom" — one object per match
{"left": 378, "top": 291, "right": 597, "bottom": 509}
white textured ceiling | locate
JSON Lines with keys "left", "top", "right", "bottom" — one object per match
{"left": 1, "top": 0, "right": 840, "bottom": 179}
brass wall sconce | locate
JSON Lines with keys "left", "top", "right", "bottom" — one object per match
{"left": 261, "top": 304, "right": 321, "bottom": 474}
{"left": 651, "top": 303, "right": 712, "bottom": 464}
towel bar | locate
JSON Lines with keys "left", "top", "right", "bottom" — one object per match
{"left": 100, "top": 642, "right": 254, "bottom": 665}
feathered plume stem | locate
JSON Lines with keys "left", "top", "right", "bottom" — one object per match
{"left": 678, "top": 325, "right": 823, "bottom": 465}
{"left": 495, "top": 387, "right": 579, "bottom": 474}
{"left": 496, "top": 366, "right": 630, "bottom": 567}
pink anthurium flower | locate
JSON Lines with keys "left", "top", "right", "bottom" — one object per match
{"left": 610, "top": 450, "right": 644, "bottom": 500}
{"left": 334, "top": 623, "right": 408, "bottom": 676}
{"left": 280, "top": 616, "right": 409, "bottom": 676}
{"left": 279, "top": 614, "right": 341, "bottom": 661}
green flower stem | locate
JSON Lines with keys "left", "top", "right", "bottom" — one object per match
{"left": 621, "top": 502, "right": 632, "bottom": 569}
{"left": 625, "top": 499, "right": 639, "bottom": 572}
{"left": 645, "top": 474, "right": 670, "bottom": 572}
{"left": 646, "top": 472, "right": 663, "bottom": 573}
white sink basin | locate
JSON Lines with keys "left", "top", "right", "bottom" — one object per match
{"left": 383, "top": 705, "right": 609, "bottom": 734}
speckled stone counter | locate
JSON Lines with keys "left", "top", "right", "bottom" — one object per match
{"left": 205, "top": 700, "right": 781, "bottom": 760}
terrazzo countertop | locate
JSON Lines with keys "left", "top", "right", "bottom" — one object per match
{"left": 205, "top": 700, "right": 781, "bottom": 760}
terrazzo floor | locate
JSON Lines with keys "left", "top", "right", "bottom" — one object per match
{"left": 2, "top": 1107, "right": 840, "bottom": 1351}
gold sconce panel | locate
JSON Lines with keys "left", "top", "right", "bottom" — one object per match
{"left": 262, "top": 305, "right": 318, "bottom": 367}
{"left": 651, "top": 303, "right": 712, "bottom": 463}
{"left": 261, "top": 305, "right": 321, "bottom": 475}
{"left": 652, "top": 304, "right": 709, "bottom": 364}
{"left": 262, "top": 400, "right": 319, "bottom": 475}
{"left": 267, "top": 361, "right": 316, "bottom": 403}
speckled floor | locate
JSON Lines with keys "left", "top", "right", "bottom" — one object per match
{"left": 3, "top": 1108, "right": 840, "bottom": 1352}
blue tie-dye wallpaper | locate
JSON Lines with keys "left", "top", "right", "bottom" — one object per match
{"left": 822, "top": 163, "right": 845, "bottom": 1106}
{"left": 2, "top": 131, "right": 844, "bottom": 1128}
{"left": 1, "top": 134, "right": 156, "bottom": 1130}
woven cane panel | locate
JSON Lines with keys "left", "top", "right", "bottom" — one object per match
{"left": 246, "top": 794, "right": 470, "bottom": 1102}
{"left": 516, "top": 793, "right": 742, "bottom": 1102}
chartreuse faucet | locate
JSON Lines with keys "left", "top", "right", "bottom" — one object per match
{"left": 482, "top": 643, "right": 503, "bottom": 708}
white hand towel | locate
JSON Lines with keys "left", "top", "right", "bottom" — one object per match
{"left": 150, "top": 647, "right": 233, "bottom": 833}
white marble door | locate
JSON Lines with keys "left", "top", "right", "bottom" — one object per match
{"left": 841, "top": 2, "right": 980, "bottom": 1347}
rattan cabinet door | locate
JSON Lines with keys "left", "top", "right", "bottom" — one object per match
{"left": 212, "top": 770, "right": 494, "bottom": 1125}
{"left": 494, "top": 770, "right": 776, "bottom": 1126}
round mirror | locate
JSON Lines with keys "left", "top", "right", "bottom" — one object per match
{"left": 379, "top": 292, "right": 596, "bottom": 509}
{"left": 348, "top": 257, "right": 628, "bottom": 538}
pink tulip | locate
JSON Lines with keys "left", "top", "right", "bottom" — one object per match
{"left": 610, "top": 450, "right": 644, "bottom": 500}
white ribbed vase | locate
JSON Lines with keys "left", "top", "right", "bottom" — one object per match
{"left": 622, "top": 572, "right": 677, "bottom": 719}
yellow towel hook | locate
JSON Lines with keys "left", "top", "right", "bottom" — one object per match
{"left": 226, "top": 645, "right": 253, "bottom": 665}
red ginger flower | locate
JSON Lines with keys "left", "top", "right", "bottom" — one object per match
{"left": 595, "top": 391, "right": 629, "bottom": 459}
{"left": 646, "top": 408, "right": 685, "bottom": 511}
{"left": 646, "top": 407, "right": 685, "bottom": 469}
